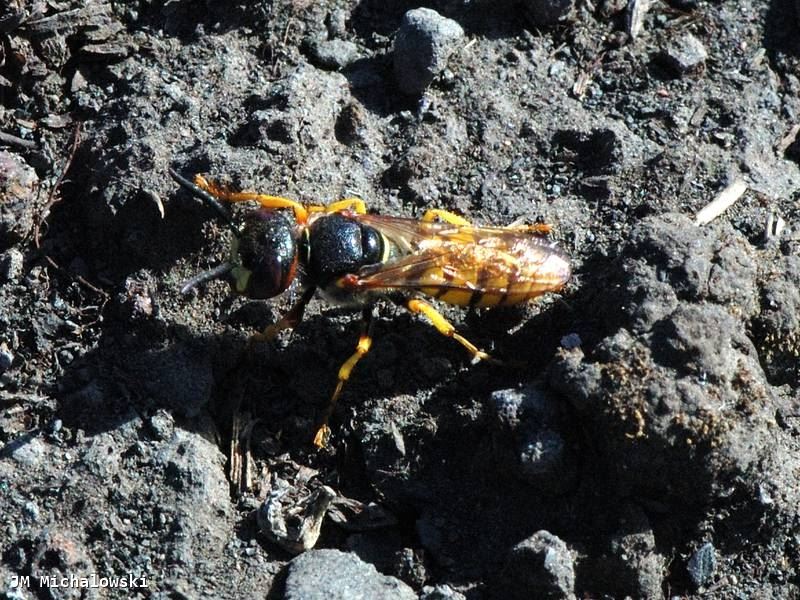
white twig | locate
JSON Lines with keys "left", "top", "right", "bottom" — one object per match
{"left": 694, "top": 179, "right": 747, "bottom": 226}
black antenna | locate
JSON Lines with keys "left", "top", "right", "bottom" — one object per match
{"left": 169, "top": 168, "right": 239, "bottom": 235}
{"left": 180, "top": 262, "right": 234, "bottom": 295}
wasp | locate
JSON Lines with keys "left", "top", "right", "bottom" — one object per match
{"left": 169, "top": 169, "right": 571, "bottom": 447}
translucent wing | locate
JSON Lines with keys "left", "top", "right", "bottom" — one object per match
{"left": 349, "top": 214, "right": 571, "bottom": 307}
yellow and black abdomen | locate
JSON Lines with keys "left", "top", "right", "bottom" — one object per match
{"left": 416, "top": 237, "right": 572, "bottom": 308}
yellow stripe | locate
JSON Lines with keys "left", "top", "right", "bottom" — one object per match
{"left": 475, "top": 293, "right": 503, "bottom": 307}
{"left": 501, "top": 291, "right": 533, "bottom": 306}
{"left": 439, "top": 290, "right": 473, "bottom": 306}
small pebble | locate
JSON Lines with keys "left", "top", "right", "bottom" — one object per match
{"left": 661, "top": 33, "right": 708, "bottom": 74}
{"left": 0, "top": 343, "right": 13, "bottom": 373}
{"left": 501, "top": 531, "right": 576, "bottom": 599}
{"left": 148, "top": 410, "right": 175, "bottom": 441}
{"left": 419, "top": 584, "right": 467, "bottom": 600}
{"left": 307, "top": 39, "right": 361, "bottom": 70}
{"left": 687, "top": 542, "right": 717, "bottom": 588}
{"left": 24, "top": 500, "right": 41, "bottom": 521}
{"left": 0, "top": 248, "right": 24, "bottom": 282}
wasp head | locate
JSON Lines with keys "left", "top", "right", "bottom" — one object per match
{"left": 229, "top": 209, "right": 300, "bottom": 299}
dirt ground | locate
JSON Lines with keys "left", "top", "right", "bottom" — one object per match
{"left": 1, "top": 0, "right": 799, "bottom": 598}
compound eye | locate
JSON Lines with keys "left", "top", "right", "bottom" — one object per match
{"left": 235, "top": 211, "right": 298, "bottom": 299}
{"left": 361, "top": 226, "right": 383, "bottom": 265}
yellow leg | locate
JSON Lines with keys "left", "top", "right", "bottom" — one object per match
{"left": 249, "top": 287, "right": 316, "bottom": 344}
{"left": 307, "top": 198, "right": 366, "bottom": 215}
{"left": 505, "top": 221, "right": 553, "bottom": 235}
{"left": 404, "top": 298, "right": 500, "bottom": 364}
{"left": 325, "top": 198, "right": 367, "bottom": 214}
{"left": 313, "top": 309, "right": 375, "bottom": 448}
{"left": 193, "top": 174, "right": 309, "bottom": 224}
{"left": 421, "top": 209, "right": 471, "bottom": 226}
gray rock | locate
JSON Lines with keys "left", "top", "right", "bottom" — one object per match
{"left": 687, "top": 542, "right": 717, "bottom": 588}
{"left": 393, "top": 8, "right": 464, "bottom": 95}
{"left": 0, "top": 151, "right": 38, "bottom": 244}
{"left": 7, "top": 436, "right": 49, "bottom": 466}
{"left": 706, "top": 235, "right": 758, "bottom": 316}
{"left": 489, "top": 385, "right": 575, "bottom": 492}
{"left": 419, "top": 584, "right": 466, "bottom": 600}
{"left": 392, "top": 546, "right": 427, "bottom": 588}
{"left": 284, "top": 549, "right": 416, "bottom": 600}
{"left": 225, "top": 65, "right": 354, "bottom": 175}
{"left": 307, "top": 39, "right": 361, "bottom": 70}
{"left": 627, "top": 0, "right": 652, "bottom": 38}
{"left": 155, "top": 430, "right": 228, "bottom": 503}
{"left": 500, "top": 530, "right": 576, "bottom": 600}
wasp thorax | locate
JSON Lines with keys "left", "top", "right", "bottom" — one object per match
{"left": 306, "top": 213, "right": 384, "bottom": 284}
{"left": 231, "top": 210, "right": 298, "bottom": 299}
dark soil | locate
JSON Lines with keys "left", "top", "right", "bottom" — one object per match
{"left": 1, "top": 1, "right": 799, "bottom": 598}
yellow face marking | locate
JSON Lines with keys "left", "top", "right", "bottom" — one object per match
{"left": 231, "top": 266, "right": 251, "bottom": 294}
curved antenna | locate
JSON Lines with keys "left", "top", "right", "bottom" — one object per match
{"left": 180, "top": 262, "right": 234, "bottom": 295}
{"left": 169, "top": 168, "right": 239, "bottom": 235}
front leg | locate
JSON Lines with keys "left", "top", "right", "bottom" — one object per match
{"left": 250, "top": 286, "right": 316, "bottom": 344}
{"left": 192, "top": 174, "right": 310, "bottom": 224}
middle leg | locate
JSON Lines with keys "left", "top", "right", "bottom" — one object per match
{"left": 313, "top": 306, "right": 375, "bottom": 448}
{"left": 421, "top": 208, "right": 471, "bottom": 226}
{"left": 306, "top": 198, "right": 367, "bottom": 215}
{"left": 325, "top": 198, "right": 367, "bottom": 214}
{"left": 401, "top": 298, "right": 500, "bottom": 365}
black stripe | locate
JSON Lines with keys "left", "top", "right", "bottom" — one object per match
{"left": 436, "top": 265, "right": 456, "bottom": 299}
{"left": 469, "top": 264, "right": 492, "bottom": 307}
